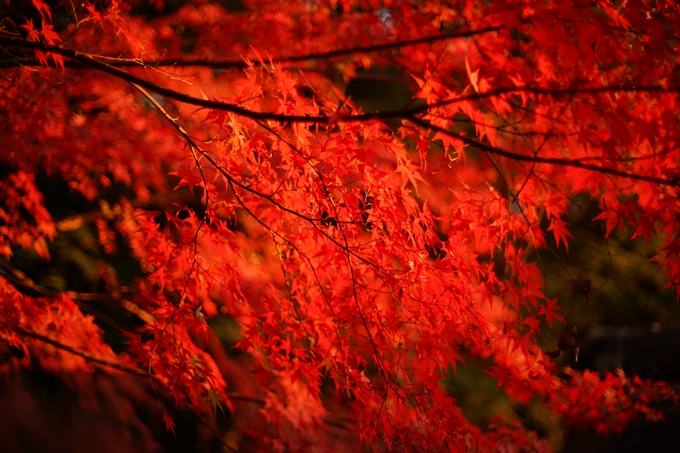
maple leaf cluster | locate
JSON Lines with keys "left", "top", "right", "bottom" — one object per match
{"left": 1, "top": 0, "right": 680, "bottom": 451}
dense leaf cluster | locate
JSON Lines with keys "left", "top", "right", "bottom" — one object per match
{"left": 1, "top": 0, "right": 680, "bottom": 451}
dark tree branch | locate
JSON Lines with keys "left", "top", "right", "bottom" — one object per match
{"left": 15, "top": 327, "right": 151, "bottom": 376}
{"left": 13, "top": 328, "right": 355, "bottom": 429}
{"left": 407, "top": 116, "right": 679, "bottom": 187}
{"left": 0, "top": 259, "right": 154, "bottom": 323}
{"left": 0, "top": 26, "right": 502, "bottom": 69}
{"left": 2, "top": 36, "right": 678, "bottom": 192}
{"left": 2, "top": 36, "right": 679, "bottom": 125}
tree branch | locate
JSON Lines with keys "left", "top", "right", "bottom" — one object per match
{"left": 3, "top": 36, "right": 678, "bottom": 125}
{"left": 0, "top": 26, "right": 501, "bottom": 69}
{"left": 15, "top": 327, "right": 150, "bottom": 376}
{"left": 14, "top": 327, "right": 355, "bottom": 429}
{"left": 0, "top": 259, "right": 155, "bottom": 324}
{"left": 407, "top": 116, "right": 680, "bottom": 187}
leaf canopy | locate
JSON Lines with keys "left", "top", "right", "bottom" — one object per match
{"left": 1, "top": 0, "right": 680, "bottom": 451}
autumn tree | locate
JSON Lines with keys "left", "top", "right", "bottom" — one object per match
{"left": 1, "top": 0, "right": 680, "bottom": 451}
